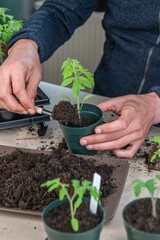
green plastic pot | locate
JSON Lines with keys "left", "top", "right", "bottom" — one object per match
{"left": 122, "top": 198, "right": 160, "bottom": 240}
{"left": 42, "top": 198, "right": 105, "bottom": 240}
{"left": 59, "top": 103, "right": 103, "bottom": 155}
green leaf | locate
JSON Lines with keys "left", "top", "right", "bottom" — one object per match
{"left": 72, "top": 180, "right": 80, "bottom": 189}
{"left": 76, "top": 187, "right": 85, "bottom": 198}
{"left": 79, "top": 77, "right": 93, "bottom": 88}
{"left": 48, "top": 182, "right": 60, "bottom": 193}
{"left": 41, "top": 178, "right": 60, "bottom": 187}
{"left": 61, "top": 77, "right": 75, "bottom": 87}
{"left": 145, "top": 179, "right": 156, "bottom": 195}
{"left": 74, "top": 197, "right": 82, "bottom": 209}
{"left": 156, "top": 174, "right": 160, "bottom": 180}
{"left": 82, "top": 94, "right": 95, "bottom": 104}
{"left": 72, "top": 79, "right": 80, "bottom": 99}
{"left": 82, "top": 180, "right": 91, "bottom": 188}
{"left": 59, "top": 187, "right": 67, "bottom": 201}
{"left": 133, "top": 180, "right": 145, "bottom": 197}
{"left": 90, "top": 187, "right": 100, "bottom": 200}
{"left": 71, "top": 218, "right": 79, "bottom": 232}
{"left": 62, "top": 66, "right": 73, "bottom": 79}
{"left": 150, "top": 153, "right": 157, "bottom": 163}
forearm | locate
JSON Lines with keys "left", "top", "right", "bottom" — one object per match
{"left": 6, "top": 0, "right": 99, "bottom": 63}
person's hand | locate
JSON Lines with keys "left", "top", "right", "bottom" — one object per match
{"left": 80, "top": 93, "right": 160, "bottom": 158}
{"left": 0, "top": 39, "right": 42, "bottom": 114}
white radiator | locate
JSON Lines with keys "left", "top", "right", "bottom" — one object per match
{"left": 42, "top": 12, "right": 105, "bottom": 86}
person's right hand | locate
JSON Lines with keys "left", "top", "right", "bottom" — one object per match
{"left": 0, "top": 39, "right": 42, "bottom": 114}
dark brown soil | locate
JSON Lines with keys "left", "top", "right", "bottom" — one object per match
{"left": 52, "top": 101, "right": 94, "bottom": 127}
{"left": 145, "top": 144, "right": 160, "bottom": 171}
{"left": 124, "top": 198, "right": 160, "bottom": 233}
{"left": 45, "top": 201, "right": 102, "bottom": 233}
{"left": 0, "top": 145, "right": 116, "bottom": 211}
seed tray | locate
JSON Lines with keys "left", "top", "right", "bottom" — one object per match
{"left": 0, "top": 87, "right": 50, "bottom": 130}
{"left": 0, "top": 145, "right": 129, "bottom": 222}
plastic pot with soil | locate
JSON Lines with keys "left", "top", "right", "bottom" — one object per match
{"left": 53, "top": 101, "right": 103, "bottom": 155}
{"left": 122, "top": 175, "right": 160, "bottom": 240}
{"left": 123, "top": 198, "right": 160, "bottom": 240}
{"left": 41, "top": 178, "right": 105, "bottom": 240}
{"left": 52, "top": 58, "right": 103, "bottom": 155}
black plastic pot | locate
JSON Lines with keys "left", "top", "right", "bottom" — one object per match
{"left": 59, "top": 103, "right": 103, "bottom": 155}
{"left": 42, "top": 198, "right": 105, "bottom": 240}
{"left": 122, "top": 198, "right": 160, "bottom": 240}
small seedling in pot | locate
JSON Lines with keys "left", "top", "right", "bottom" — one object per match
{"left": 133, "top": 174, "right": 160, "bottom": 218}
{"left": 149, "top": 136, "right": 160, "bottom": 163}
{"left": 61, "top": 58, "right": 94, "bottom": 117}
{"left": 41, "top": 178, "right": 100, "bottom": 232}
{"left": 0, "top": 7, "right": 23, "bottom": 64}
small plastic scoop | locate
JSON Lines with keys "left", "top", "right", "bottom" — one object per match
{"left": 90, "top": 173, "right": 101, "bottom": 214}
{"left": 35, "top": 106, "right": 53, "bottom": 117}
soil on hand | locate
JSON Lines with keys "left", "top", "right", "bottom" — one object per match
{"left": 0, "top": 146, "right": 116, "bottom": 211}
{"left": 124, "top": 198, "right": 160, "bottom": 233}
{"left": 52, "top": 101, "right": 93, "bottom": 127}
{"left": 145, "top": 144, "right": 160, "bottom": 171}
{"left": 45, "top": 201, "right": 102, "bottom": 233}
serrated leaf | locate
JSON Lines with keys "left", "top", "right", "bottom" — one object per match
{"left": 79, "top": 77, "right": 93, "bottom": 88}
{"left": 61, "top": 77, "right": 75, "bottom": 87}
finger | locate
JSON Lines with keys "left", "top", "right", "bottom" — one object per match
{"left": 0, "top": 76, "right": 27, "bottom": 113}
{"left": 84, "top": 131, "right": 143, "bottom": 151}
{"left": 80, "top": 129, "right": 132, "bottom": 146}
{"left": 11, "top": 71, "right": 35, "bottom": 113}
{"left": 113, "top": 139, "right": 144, "bottom": 158}
{"left": 26, "top": 68, "right": 42, "bottom": 100}
{"left": 97, "top": 96, "right": 128, "bottom": 112}
{"left": 94, "top": 106, "right": 135, "bottom": 134}
{"left": 0, "top": 94, "right": 27, "bottom": 113}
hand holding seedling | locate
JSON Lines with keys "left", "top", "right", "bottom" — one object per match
{"left": 61, "top": 58, "right": 94, "bottom": 115}
{"left": 133, "top": 174, "right": 160, "bottom": 218}
{"left": 41, "top": 178, "right": 100, "bottom": 232}
{"left": 80, "top": 93, "right": 160, "bottom": 158}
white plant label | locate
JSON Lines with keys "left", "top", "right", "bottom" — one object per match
{"left": 90, "top": 172, "right": 101, "bottom": 214}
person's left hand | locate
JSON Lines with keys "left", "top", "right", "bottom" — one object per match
{"left": 80, "top": 93, "right": 160, "bottom": 158}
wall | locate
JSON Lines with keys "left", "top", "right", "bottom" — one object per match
{"left": 42, "top": 12, "right": 105, "bottom": 86}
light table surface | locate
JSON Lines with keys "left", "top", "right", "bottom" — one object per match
{"left": 0, "top": 82, "right": 159, "bottom": 240}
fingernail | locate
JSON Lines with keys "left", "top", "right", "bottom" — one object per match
{"left": 86, "top": 145, "right": 93, "bottom": 150}
{"left": 95, "top": 128, "right": 102, "bottom": 134}
{"left": 28, "top": 109, "right": 35, "bottom": 114}
{"left": 80, "top": 139, "right": 87, "bottom": 146}
{"left": 21, "top": 111, "right": 28, "bottom": 115}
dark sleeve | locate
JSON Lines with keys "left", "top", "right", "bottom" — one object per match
{"left": 6, "top": 0, "right": 99, "bottom": 63}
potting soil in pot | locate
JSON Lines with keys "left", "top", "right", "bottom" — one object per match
{"left": 52, "top": 100, "right": 94, "bottom": 127}
{"left": 124, "top": 198, "right": 160, "bottom": 233}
